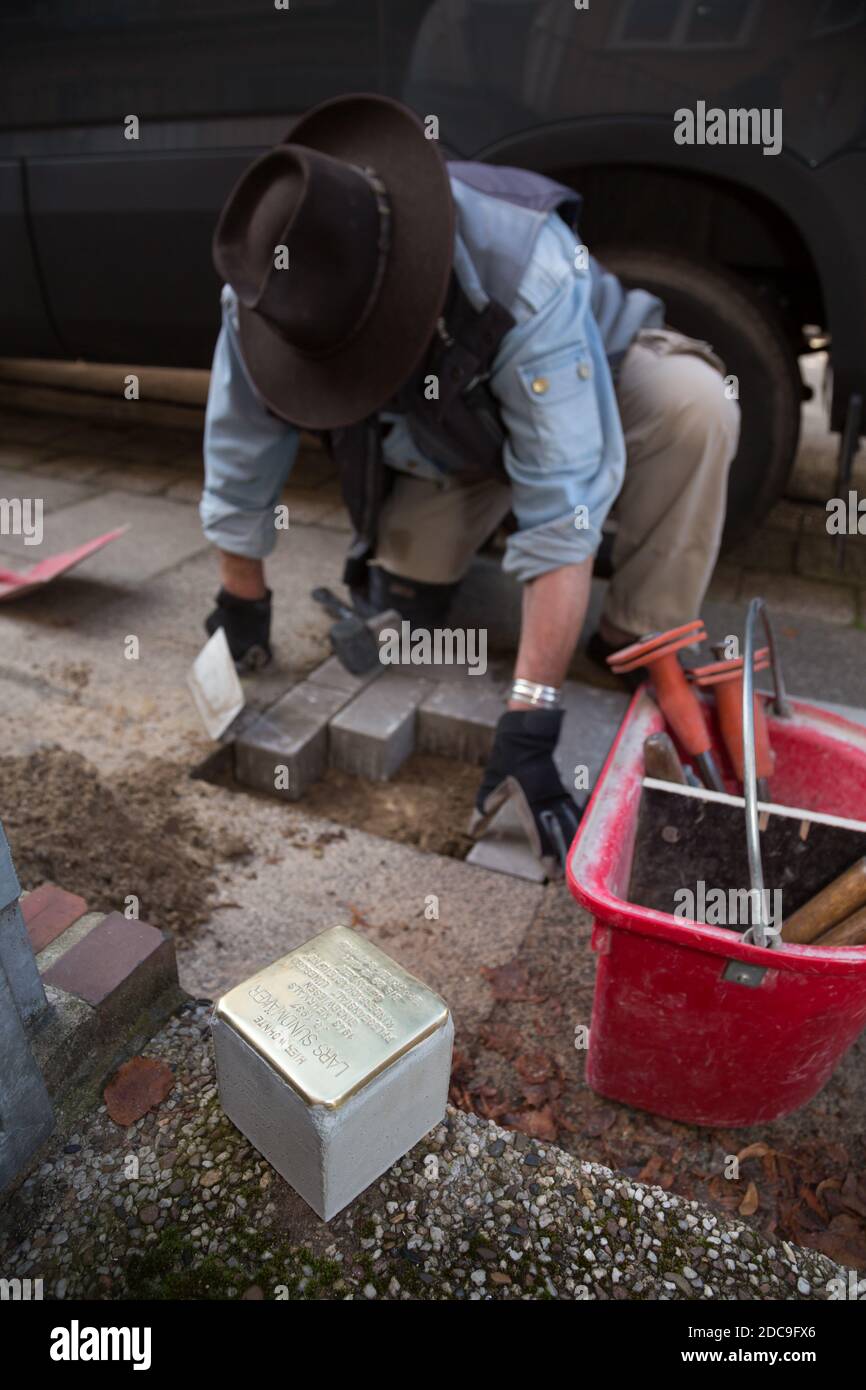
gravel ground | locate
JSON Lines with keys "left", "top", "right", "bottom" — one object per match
{"left": 0, "top": 1004, "right": 849, "bottom": 1302}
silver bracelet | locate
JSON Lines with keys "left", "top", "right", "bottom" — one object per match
{"left": 509, "top": 678, "right": 561, "bottom": 708}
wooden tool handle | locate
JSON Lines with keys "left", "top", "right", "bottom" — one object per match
{"left": 781, "top": 856, "right": 866, "bottom": 943}
{"left": 643, "top": 732, "right": 687, "bottom": 784}
{"left": 812, "top": 904, "right": 866, "bottom": 948}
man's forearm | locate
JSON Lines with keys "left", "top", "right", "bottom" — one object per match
{"left": 509, "top": 560, "right": 593, "bottom": 710}
{"left": 219, "top": 550, "right": 267, "bottom": 600}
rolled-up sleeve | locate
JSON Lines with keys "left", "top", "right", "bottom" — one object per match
{"left": 200, "top": 285, "right": 300, "bottom": 559}
{"left": 490, "top": 220, "right": 626, "bottom": 584}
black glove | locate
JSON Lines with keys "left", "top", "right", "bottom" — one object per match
{"left": 471, "top": 708, "right": 583, "bottom": 876}
{"left": 205, "top": 587, "right": 272, "bottom": 672}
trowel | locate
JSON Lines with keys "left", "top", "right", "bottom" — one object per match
{"left": 187, "top": 626, "right": 246, "bottom": 740}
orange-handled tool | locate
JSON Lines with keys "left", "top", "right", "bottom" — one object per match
{"left": 690, "top": 646, "right": 776, "bottom": 800}
{"left": 607, "top": 620, "right": 726, "bottom": 792}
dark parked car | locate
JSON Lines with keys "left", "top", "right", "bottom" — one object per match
{"left": 1, "top": 0, "right": 865, "bottom": 539}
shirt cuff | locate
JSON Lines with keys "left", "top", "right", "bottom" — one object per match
{"left": 199, "top": 494, "right": 282, "bottom": 560}
{"left": 502, "top": 509, "right": 601, "bottom": 584}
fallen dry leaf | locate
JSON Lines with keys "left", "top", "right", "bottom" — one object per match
{"left": 104, "top": 1056, "right": 174, "bottom": 1127}
{"left": 507, "top": 1104, "right": 558, "bottom": 1141}
{"left": 812, "top": 1225, "right": 866, "bottom": 1269}
{"left": 480, "top": 959, "right": 544, "bottom": 1003}
{"left": 816, "top": 1177, "right": 843, "bottom": 1197}
{"left": 739, "top": 1181, "right": 760, "bottom": 1216}
{"left": 736, "top": 1141, "right": 770, "bottom": 1163}
{"left": 638, "top": 1153, "right": 664, "bottom": 1184}
{"left": 582, "top": 1106, "right": 617, "bottom": 1137}
{"left": 478, "top": 1023, "right": 523, "bottom": 1059}
{"left": 515, "top": 1050, "right": 555, "bottom": 1085}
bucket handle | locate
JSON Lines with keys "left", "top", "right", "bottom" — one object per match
{"left": 741, "top": 598, "right": 791, "bottom": 950}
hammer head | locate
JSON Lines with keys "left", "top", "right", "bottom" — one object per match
{"left": 328, "top": 616, "right": 380, "bottom": 675}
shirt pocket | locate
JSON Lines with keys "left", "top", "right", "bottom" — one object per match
{"left": 501, "top": 343, "right": 604, "bottom": 471}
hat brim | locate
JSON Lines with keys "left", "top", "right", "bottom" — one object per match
{"left": 236, "top": 94, "right": 454, "bottom": 431}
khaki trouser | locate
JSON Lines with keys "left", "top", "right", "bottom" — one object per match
{"left": 373, "top": 328, "right": 741, "bottom": 635}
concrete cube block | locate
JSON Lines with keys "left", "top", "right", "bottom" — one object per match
{"left": 235, "top": 681, "right": 350, "bottom": 799}
{"left": 417, "top": 678, "right": 505, "bottom": 764}
{"left": 328, "top": 673, "right": 430, "bottom": 780}
{"left": 306, "top": 655, "right": 382, "bottom": 697}
{"left": 212, "top": 926, "right": 452, "bottom": 1221}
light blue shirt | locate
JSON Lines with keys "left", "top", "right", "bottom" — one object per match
{"left": 201, "top": 178, "right": 657, "bottom": 582}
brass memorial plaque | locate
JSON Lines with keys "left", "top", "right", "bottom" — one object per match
{"left": 215, "top": 926, "right": 449, "bottom": 1109}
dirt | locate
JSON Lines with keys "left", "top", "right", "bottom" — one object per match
{"left": 1, "top": 747, "right": 251, "bottom": 935}
{"left": 450, "top": 880, "right": 866, "bottom": 1272}
{"left": 265, "top": 753, "right": 481, "bottom": 860}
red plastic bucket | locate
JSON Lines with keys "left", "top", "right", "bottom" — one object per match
{"left": 566, "top": 688, "right": 866, "bottom": 1127}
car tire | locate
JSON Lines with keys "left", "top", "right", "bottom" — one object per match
{"left": 594, "top": 246, "right": 802, "bottom": 546}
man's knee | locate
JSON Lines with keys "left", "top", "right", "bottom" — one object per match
{"left": 654, "top": 355, "right": 741, "bottom": 459}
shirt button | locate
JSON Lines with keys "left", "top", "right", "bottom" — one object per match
{"left": 530, "top": 376, "right": 549, "bottom": 395}
{"left": 577, "top": 362, "right": 592, "bottom": 380}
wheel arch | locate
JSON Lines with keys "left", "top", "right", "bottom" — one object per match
{"left": 467, "top": 117, "right": 849, "bottom": 394}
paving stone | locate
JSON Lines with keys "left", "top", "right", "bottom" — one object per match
{"left": 235, "top": 681, "right": 351, "bottom": 799}
{"left": 42, "top": 911, "right": 177, "bottom": 1014}
{"left": 739, "top": 570, "right": 856, "bottom": 625}
{"left": 765, "top": 500, "right": 807, "bottom": 534}
{"left": 36, "top": 913, "right": 106, "bottom": 975}
{"left": 117, "top": 430, "right": 200, "bottom": 465}
{"left": 556, "top": 681, "right": 631, "bottom": 788}
{"left": 329, "top": 672, "right": 431, "bottom": 780}
{"left": 26, "top": 454, "right": 115, "bottom": 481}
{"left": 417, "top": 677, "right": 506, "bottom": 764}
{"left": 278, "top": 487, "right": 342, "bottom": 525}
{"left": 799, "top": 501, "right": 846, "bottom": 535}
{"left": 705, "top": 562, "right": 741, "bottom": 604}
{"left": 43, "top": 423, "right": 135, "bottom": 459}
{"left": 84, "top": 463, "right": 181, "bottom": 495}
{"left": 0, "top": 466, "right": 96, "bottom": 515}
{"left": 164, "top": 473, "right": 204, "bottom": 502}
{"left": 316, "top": 503, "right": 353, "bottom": 532}
{"left": 306, "top": 654, "right": 382, "bottom": 696}
{"left": 0, "top": 443, "right": 52, "bottom": 470}
{"left": 797, "top": 533, "right": 866, "bottom": 584}
{"left": 725, "top": 529, "right": 796, "bottom": 573}
{"left": 21, "top": 884, "right": 88, "bottom": 954}
{"left": 0, "top": 491, "right": 210, "bottom": 582}
{"left": 703, "top": 593, "right": 866, "bottom": 708}
{"left": 288, "top": 441, "right": 338, "bottom": 489}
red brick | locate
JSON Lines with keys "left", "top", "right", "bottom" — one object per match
{"left": 42, "top": 911, "right": 167, "bottom": 1006}
{"left": 22, "top": 883, "right": 88, "bottom": 954}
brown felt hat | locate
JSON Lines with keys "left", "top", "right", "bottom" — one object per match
{"left": 212, "top": 93, "right": 455, "bottom": 429}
